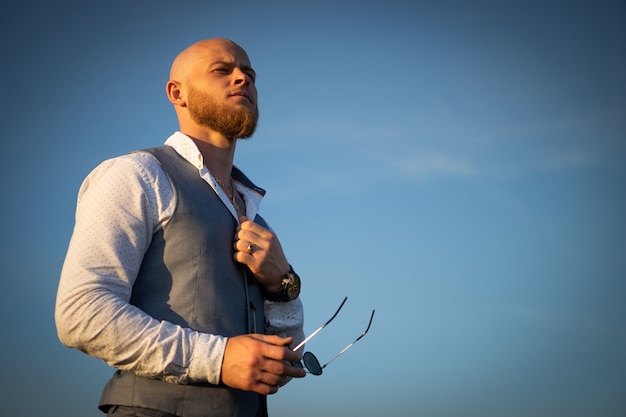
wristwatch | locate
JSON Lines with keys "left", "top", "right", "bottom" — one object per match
{"left": 264, "top": 267, "right": 301, "bottom": 302}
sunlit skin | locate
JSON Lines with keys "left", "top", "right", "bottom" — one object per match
{"left": 165, "top": 38, "right": 305, "bottom": 394}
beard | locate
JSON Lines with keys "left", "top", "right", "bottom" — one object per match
{"left": 187, "top": 85, "right": 259, "bottom": 140}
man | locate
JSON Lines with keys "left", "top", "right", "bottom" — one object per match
{"left": 55, "top": 38, "right": 306, "bottom": 417}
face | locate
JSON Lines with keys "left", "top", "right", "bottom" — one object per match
{"left": 184, "top": 40, "right": 259, "bottom": 139}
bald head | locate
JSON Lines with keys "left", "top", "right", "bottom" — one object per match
{"left": 169, "top": 38, "right": 250, "bottom": 82}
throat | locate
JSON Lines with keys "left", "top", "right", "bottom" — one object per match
{"left": 214, "top": 175, "right": 245, "bottom": 218}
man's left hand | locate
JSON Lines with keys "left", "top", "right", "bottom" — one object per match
{"left": 234, "top": 216, "right": 290, "bottom": 292}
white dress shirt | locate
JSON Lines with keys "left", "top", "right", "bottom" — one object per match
{"left": 55, "top": 131, "right": 304, "bottom": 385}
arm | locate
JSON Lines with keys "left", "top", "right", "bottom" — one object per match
{"left": 231, "top": 217, "right": 306, "bottom": 387}
{"left": 55, "top": 154, "right": 221, "bottom": 384}
{"left": 233, "top": 217, "right": 304, "bottom": 343}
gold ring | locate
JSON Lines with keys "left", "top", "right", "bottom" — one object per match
{"left": 247, "top": 244, "right": 255, "bottom": 254}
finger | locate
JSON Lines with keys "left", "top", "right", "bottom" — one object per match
{"left": 277, "top": 374, "right": 299, "bottom": 386}
{"left": 238, "top": 217, "right": 260, "bottom": 236}
{"left": 236, "top": 228, "right": 265, "bottom": 248}
{"left": 264, "top": 383, "right": 280, "bottom": 395}
{"left": 257, "top": 337, "right": 307, "bottom": 370}
{"left": 235, "top": 230, "right": 266, "bottom": 256}
{"left": 260, "top": 357, "right": 306, "bottom": 381}
{"left": 259, "top": 369, "right": 283, "bottom": 386}
{"left": 244, "top": 333, "right": 284, "bottom": 344}
{"left": 282, "top": 362, "right": 307, "bottom": 378}
{"left": 245, "top": 242, "right": 257, "bottom": 255}
{"left": 239, "top": 217, "right": 273, "bottom": 239}
{"left": 253, "top": 335, "right": 300, "bottom": 358}
{"left": 234, "top": 239, "right": 257, "bottom": 255}
{"left": 250, "top": 378, "right": 279, "bottom": 396}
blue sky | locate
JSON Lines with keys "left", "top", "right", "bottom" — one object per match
{"left": 2, "top": 1, "right": 625, "bottom": 416}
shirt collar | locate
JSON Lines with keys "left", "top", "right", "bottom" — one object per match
{"left": 164, "top": 131, "right": 266, "bottom": 220}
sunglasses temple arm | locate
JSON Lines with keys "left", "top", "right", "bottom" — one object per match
{"left": 320, "top": 309, "right": 376, "bottom": 370}
{"left": 292, "top": 297, "right": 348, "bottom": 352}
{"left": 292, "top": 325, "right": 322, "bottom": 352}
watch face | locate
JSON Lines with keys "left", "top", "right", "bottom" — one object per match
{"left": 286, "top": 274, "right": 301, "bottom": 300}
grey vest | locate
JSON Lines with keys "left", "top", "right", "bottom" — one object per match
{"left": 99, "top": 146, "right": 268, "bottom": 417}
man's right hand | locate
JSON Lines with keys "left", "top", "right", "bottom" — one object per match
{"left": 221, "top": 334, "right": 306, "bottom": 395}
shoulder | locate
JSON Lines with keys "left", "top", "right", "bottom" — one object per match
{"left": 78, "top": 151, "right": 172, "bottom": 202}
{"left": 87, "top": 151, "right": 166, "bottom": 183}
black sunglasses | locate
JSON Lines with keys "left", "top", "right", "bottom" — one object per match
{"left": 292, "top": 297, "right": 375, "bottom": 375}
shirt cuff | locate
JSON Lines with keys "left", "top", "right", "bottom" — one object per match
{"left": 187, "top": 332, "right": 228, "bottom": 385}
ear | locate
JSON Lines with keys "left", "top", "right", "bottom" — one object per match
{"left": 166, "top": 80, "right": 186, "bottom": 106}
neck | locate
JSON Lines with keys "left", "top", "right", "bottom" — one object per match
{"left": 188, "top": 134, "right": 237, "bottom": 182}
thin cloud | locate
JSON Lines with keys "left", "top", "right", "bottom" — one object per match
{"left": 389, "top": 149, "right": 476, "bottom": 180}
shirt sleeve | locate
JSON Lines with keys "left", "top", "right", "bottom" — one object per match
{"left": 265, "top": 299, "right": 305, "bottom": 348}
{"left": 55, "top": 153, "right": 224, "bottom": 385}
{"left": 260, "top": 226, "right": 305, "bottom": 349}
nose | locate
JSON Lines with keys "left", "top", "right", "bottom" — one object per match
{"left": 233, "top": 68, "right": 252, "bottom": 86}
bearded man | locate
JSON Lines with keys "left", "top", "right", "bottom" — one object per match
{"left": 55, "top": 38, "right": 306, "bottom": 417}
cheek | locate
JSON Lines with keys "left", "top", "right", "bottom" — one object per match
{"left": 250, "top": 86, "right": 258, "bottom": 101}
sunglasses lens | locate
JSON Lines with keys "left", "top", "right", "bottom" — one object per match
{"left": 303, "top": 351, "right": 323, "bottom": 375}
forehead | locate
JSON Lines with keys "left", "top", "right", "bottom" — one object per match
{"left": 171, "top": 39, "right": 254, "bottom": 80}
{"left": 199, "top": 40, "right": 252, "bottom": 67}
